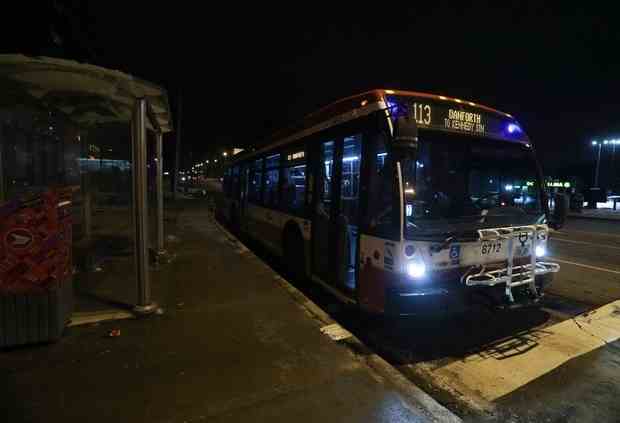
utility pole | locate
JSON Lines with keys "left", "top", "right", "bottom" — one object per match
{"left": 173, "top": 92, "right": 182, "bottom": 199}
{"left": 0, "top": 123, "right": 4, "bottom": 203}
{"left": 594, "top": 142, "right": 602, "bottom": 187}
{"left": 612, "top": 143, "right": 617, "bottom": 191}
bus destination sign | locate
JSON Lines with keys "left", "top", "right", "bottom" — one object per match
{"left": 389, "top": 96, "right": 526, "bottom": 142}
{"left": 445, "top": 109, "right": 485, "bottom": 134}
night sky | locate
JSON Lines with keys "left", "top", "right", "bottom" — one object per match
{"left": 5, "top": 3, "right": 620, "bottom": 182}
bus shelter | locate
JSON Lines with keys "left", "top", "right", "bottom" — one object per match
{"left": 0, "top": 55, "right": 173, "bottom": 327}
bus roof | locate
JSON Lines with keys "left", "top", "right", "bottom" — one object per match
{"left": 231, "top": 89, "right": 518, "bottom": 164}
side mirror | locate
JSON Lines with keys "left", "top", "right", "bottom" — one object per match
{"left": 550, "top": 192, "right": 569, "bottom": 230}
{"left": 392, "top": 103, "right": 418, "bottom": 149}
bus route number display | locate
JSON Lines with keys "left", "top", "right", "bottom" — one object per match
{"left": 412, "top": 102, "right": 431, "bottom": 125}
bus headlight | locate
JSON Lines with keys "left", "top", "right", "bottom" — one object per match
{"left": 535, "top": 245, "right": 546, "bottom": 258}
{"left": 406, "top": 260, "right": 426, "bottom": 279}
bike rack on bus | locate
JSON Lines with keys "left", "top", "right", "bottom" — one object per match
{"left": 462, "top": 225, "right": 560, "bottom": 303}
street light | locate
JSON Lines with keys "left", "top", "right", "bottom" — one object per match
{"left": 593, "top": 140, "right": 602, "bottom": 187}
{"left": 592, "top": 137, "right": 619, "bottom": 188}
{"left": 222, "top": 152, "right": 228, "bottom": 157}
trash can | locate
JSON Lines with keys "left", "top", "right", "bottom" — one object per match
{"left": 0, "top": 279, "right": 73, "bottom": 348}
{"left": 0, "top": 189, "right": 74, "bottom": 348}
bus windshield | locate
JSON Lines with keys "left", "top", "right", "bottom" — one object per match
{"left": 402, "top": 130, "right": 544, "bottom": 238}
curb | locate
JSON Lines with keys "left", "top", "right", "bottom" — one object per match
{"left": 69, "top": 310, "right": 134, "bottom": 327}
{"left": 212, "top": 217, "right": 462, "bottom": 423}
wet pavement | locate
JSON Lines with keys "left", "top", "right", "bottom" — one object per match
{"left": 3, "top": 200, "right": 619, "bottom": 422}
{"left": 0, "top": 201, "right": 446, "bottom": 423}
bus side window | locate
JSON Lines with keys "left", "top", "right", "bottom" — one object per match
{"left": 248, "top": 158, "right": 263, "bottom": 204}
{"left": 282, "top": 163, "right": 306, "bottom": 216}
{"left": 365, "top": 133, "right": 395, "bottom": 238}
{"left": 264, "top": 153, "right": 281, "bottom": 209}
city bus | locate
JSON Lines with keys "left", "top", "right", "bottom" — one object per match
{"left": 218, "top": 89, "right": 563, "bottom": 315}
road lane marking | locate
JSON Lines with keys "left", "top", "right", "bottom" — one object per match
{"left": 558, "top": 229, "right": 620, "bottom": 239}
{"left": 426, "top": 300, "right": 620, "bottom": 402}
{"left": 551, "top": 236, "right": 620, "bottom": 250}
{"left": 549, "top": 257, "right": 620, "bottom": 275}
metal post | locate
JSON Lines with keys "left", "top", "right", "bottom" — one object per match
{"left": 132, "top": 98, "right": 157, "bottom": 314}
{"left": 595, "top": 143, "right": 602, "bottom": 187}
{"left": 0, "top": 124, "right": 5, "bottom": 203}
{"left": 155, "top": 131, "right": 165, "bottom": 255}
{"left": 612, "top": 143, "right": 616, "bottom": 190}
{"left": 173, "top": 93, "right": 182, "bottom": 199}
{"left": 83, "top": 174, "right": 92, "bottom": 242}
{"left": 80, "top": 133, "right": 93, "bottom": 244}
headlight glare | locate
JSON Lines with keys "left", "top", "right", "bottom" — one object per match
{"left": 406, "top": 261, "right": 426, "bottom": 279}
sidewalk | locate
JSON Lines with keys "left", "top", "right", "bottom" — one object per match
{"left": 0, "top": 201, "right": 454, "bottom": 423}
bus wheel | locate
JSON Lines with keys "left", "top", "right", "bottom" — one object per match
{"left": 283, "top": 226, "right": 305, "bottom": 281}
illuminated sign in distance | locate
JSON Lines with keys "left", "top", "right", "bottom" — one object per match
{"left": 287, "top": 151, "right": 305, "bottom": 161}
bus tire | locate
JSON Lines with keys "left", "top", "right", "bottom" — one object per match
{"left": 283, "top": 224, "right": 306, "bottom": 281}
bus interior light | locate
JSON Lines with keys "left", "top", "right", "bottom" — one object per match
{"left": 535, "top": 245, "right": 546, "bottom": 258}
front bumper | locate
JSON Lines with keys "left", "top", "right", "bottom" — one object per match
{"left": 464, "top": 261, "right": 559, "bottom": 289}
{"left": 384, "top": 264, "right": 557, "bottom": 317}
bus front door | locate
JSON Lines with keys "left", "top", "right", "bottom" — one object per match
{"left": 336, "top": 135, "right": 362, "bottom": 292}
{"left": 312, "top": 140, "right": 336, "bottom": 284}
{"left": 312, "top": 136, "right": 362, "bottom": 294}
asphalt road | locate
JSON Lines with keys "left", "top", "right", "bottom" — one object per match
{"left": 400, "top": 217, "right": 620, "bottom": 422}
{"left": 547, "top": 219, "right": 620, "bottom": 307}
{"left": 250, "top": 216, "right": 620, "bottom": 423}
